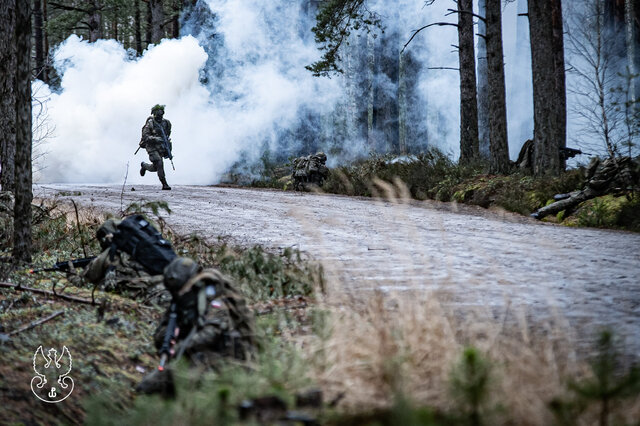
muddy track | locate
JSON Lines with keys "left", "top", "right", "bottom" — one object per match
{"left": 36, "top": 184, "right": 640, "bottom": 356}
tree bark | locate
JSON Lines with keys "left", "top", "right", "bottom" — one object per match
{"left": 552, "top": 0, "right": 567, "bottom": 170}
{"left": 625, "top": 0, "right": 638, "bottom": 99}
{"left": 485, "top": 0, "right": 510, "bottom": 173}
{"left": 375, "top": 18, "right": 400, "bottom": 153}
{"left": 171, "top": 0, "right": 180, "bottom": 38}
{"left": 476, "top": 0, "right": 490, "bottom": 159}
{"left": 146, "top": 0, "right": 152, "bottom": 46}
{"left": 88, "top": 0, "right": 103, "bottom": 42}
{"left": 134, "top": 0, "right": 142, "bottom": 54}
{"left": 43, "top": 0, "right": 50, "bottom": 81}
{"left": 528, "top": 0, "right": 566, "bottom": 176}
{"left": 33, "top": 0, "right": 47, "bottom": 82}
{"left": 14, "top": 0, "right": 33, "bottom": 262}
{"left": 150, "top": 0, "right": 165, "bottom": 44}
{"left": 0, "top": 0, "right": 16, "bottom": 193}
{"left": 457, "top": 0, "right": 479, "bottom": 163}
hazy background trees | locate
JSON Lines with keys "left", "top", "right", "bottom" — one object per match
{"left": 565, "top": 0, "right": 640, "bottom": 159}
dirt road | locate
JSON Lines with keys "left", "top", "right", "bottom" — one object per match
{"left": 36, "top": 183, "right": 640, "bottom": 355}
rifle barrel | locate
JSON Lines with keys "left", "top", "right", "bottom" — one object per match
{"left": 30, "top": 256, "right": 97, "bottom": 274}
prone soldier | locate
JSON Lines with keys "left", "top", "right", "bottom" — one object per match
{"left": 74, "top": 218, "right": 168, "bottom": 303}
{"left": 531, "top": 156, "right": 638, "bottom": 220}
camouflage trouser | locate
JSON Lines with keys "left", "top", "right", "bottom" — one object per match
{"left": 535, "top": 187, "right": 600, "bottom": 219}
{"left": 142, "top": 148, "right": 166, "bottom": 180}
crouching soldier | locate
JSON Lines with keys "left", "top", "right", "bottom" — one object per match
{"left": 73, "top": 219, "right": 168, "bottom": 303}
{"left": 136, "top": 257, "right": 256, "bottom": 395}
{"left": 292, "top": 151, "right": 329, "bottom": 191}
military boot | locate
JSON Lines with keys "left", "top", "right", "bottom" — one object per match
{"left": 140, "top": 162, "right": 146, "bottom": 176}
{"left": 160, "top": 178, "right": 171, "bottom": 190}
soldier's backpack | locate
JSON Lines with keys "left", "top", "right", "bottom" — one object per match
{"left": 111, "top": 214, "right": 177, "bottom": 275}
{"left": 293, "top": 156, "right": 310, "bottom": 178}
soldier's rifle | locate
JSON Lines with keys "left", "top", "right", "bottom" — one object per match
{"left": 158, "top": 302, "right": 178, "bottom": 371}
{"left": 30, "top": 256, "right": 97, "bottom": 274}
{"left": 156, "top": 122, "right": 176, "bottom": 171}
{"left": 560, "top": 147, "right": 590, "bottom": 160}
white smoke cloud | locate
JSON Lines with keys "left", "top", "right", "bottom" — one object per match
{"left": 36, "top": 1, "right": 342, "bottom": 184}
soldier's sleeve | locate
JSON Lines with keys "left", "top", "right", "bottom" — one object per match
{"left": 165, "top": 120, "right": 172, "bottom": 138}
{"left": 82, "top": 249, "right": 111, "bottom": 284}
{"left": 141, "top": 117, "right": 160, "bottom": 143}
{"left": 153, "top": 311, "right": 171, "bottom": 351}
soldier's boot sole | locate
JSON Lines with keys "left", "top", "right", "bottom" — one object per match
{"left": 160, "top": 178, "right": 171, "bottom": 190}
{"left": 140, "top": 162, "right": 146, "bottom": 176}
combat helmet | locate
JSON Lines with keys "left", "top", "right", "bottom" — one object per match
{"left": 314, "top": 152, "right": 327, "bottom": 163}
{"left": 164, "top": 257, "right": 200, "bottom": 295}
{"left": 151, "top": 104, "right": 165, "bottom": 114}
{"left": 96, "top": 219, "right": 121, "bottom": 250}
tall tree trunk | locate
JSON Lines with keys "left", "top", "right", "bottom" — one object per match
{"left": 528, "top": 0, "right": 566, "bottom": 176}
{"left": 112, "top": 14, "right": 118, "bottom": 41}
{"left": 150, "top": 0, "right": 165, "bottom": 44}
{"left": 485, "top": 0, "right": 510, "bottom": 173}
{"left": 33, "top": 0, "right": 46, "bottom": 82}
{"left": 14, "top": 0, "right": 33, "bottom": 262}
{"left": 375, "top": 18, "right": 400, "bottom": 153}
{"left": 457, "top": 0, "right": 479, "bottom": 163}
{"left": 43, "top": 0, "right": 49, "bottom": 82}
{"left": 172, "top": 0, "right": 180, "bottom": 38}
{"left": 552, "top": 0, "right": 566, "bottom": 169}
{"left": 0, "top": 0, "right": 16, "bottom": 193}
{"left": 88, "top": 0, "right": 102, "bottom": 42}
{"left": 367, "top": 30, "right": 376, "bottom": 151}
{"left": 625, "top": 0, "right": 638, "bottom": 99}
{"left": 134, "top": 0, "right": 142, "bottom": 55}
{"left": 476, "top": 0, "right": 490, "bottom": 159}
{"left": 146, "top": 0, "right": 152, "bottom": 46}
{"left": 398, "top": 51, "right": 408, "bottom": 154}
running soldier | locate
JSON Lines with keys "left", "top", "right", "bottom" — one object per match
{"left": 140, "top": 104, "right": 173, "bottom": 190}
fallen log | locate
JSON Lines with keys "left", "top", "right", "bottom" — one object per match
{"left": 0, "top": 282, "right": 94, "bottom": 305}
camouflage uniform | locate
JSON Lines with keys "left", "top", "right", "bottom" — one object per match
{"left": 137, "top": 258, "right": 255, "bottom": 395}
{"left": 140, "top": 105, "right": 172, "bottom": 190}
{"left": 152, "top": 264, "right": 256, "bottom": 366}
{"left": 82, "top": 249, "right": 167, "bottom": 303}
{"left": 532, "top": 156, "right": 638, "bottom": 219}
{"left": 292, "top": 152, "right": 329, "bottom": 191}
{"left": 77, "top": 219, "right": 169, "bottom": 303}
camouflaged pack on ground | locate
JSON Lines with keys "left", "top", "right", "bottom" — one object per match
{"left": 292, "top": 152, "right": 329, "bottom": 191}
